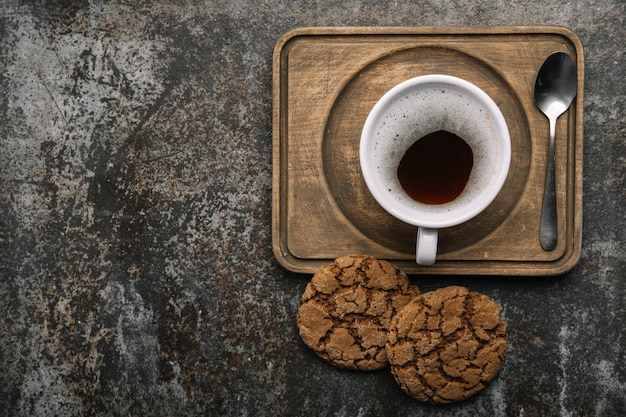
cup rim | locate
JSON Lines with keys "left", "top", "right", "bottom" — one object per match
{"left": 359, "top": 74, "right": 511, "bottom": 229}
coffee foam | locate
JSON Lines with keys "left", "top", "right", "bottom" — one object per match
{"left": 370, "top": 85, "right": 500, "bottom": 216}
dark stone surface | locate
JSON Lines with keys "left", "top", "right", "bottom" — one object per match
{"left": 1, "top": 1, "right": 624, "bottom": 416}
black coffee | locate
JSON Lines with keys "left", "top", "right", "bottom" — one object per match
{"left": 397, "top": 130, "right": 473, "bottom": 204}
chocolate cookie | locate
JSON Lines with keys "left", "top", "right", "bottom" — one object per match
{"left": 386, "top": 286, "right": 507, "bottom": 403}
{"left": 297, "top": 255, "right": 420, "bottom": 370}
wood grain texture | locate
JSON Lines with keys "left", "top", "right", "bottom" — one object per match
{"left": 272, "top": 26, "right": 584, "bottom": 275}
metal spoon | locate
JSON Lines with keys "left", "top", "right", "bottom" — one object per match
{"left": 534, "top": 52, "right": 577, "bottom": 251}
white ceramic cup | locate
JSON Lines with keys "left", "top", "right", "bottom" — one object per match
{"left": 360, "top": 74, "right": 511, "bottom": 265}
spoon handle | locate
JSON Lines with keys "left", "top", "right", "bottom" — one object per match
{"left": 540, "top": 116, "right": 558, "bottom": 251}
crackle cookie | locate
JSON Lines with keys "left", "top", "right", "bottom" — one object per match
{"left": 297, "top": 255, "right": 420, "bottom": 370}
{"left": 386, "top": 286, "right": 507, "bottom": 403}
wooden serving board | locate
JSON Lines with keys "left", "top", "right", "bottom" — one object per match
{"left": 272, "top": 26, "right": 584, "bottom": 275}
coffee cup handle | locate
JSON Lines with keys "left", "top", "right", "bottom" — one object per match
{"left": 416, "top": 227, "right": 438, "bottom": 265}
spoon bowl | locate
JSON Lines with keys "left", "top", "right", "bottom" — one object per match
{"left": 534, "top": 52, "right": 577, "bottom": 251}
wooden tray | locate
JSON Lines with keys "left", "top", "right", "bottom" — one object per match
{"left": 272, "top": 26, "right": 584, "bottom": 275}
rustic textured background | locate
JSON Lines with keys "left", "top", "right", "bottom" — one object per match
{"left": 1, "top": 1, "right": 624, "bottom": 416}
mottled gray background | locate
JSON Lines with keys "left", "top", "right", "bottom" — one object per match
{"left": 1, "top": 1, "right": 624, "bottom": 416}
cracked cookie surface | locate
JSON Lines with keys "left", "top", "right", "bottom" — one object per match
{"left": 386, "top": 286, "right": 507, "bottom": 403}
{"left": 297, "top": 255, "right": 420, "bottom": 370}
